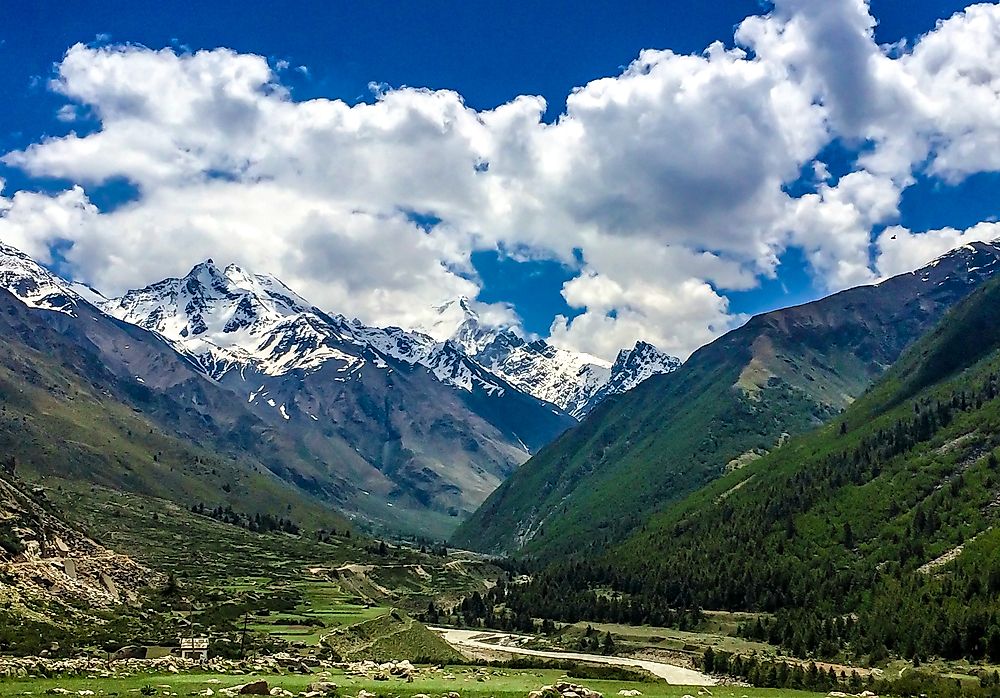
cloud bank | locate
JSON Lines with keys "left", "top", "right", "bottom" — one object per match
{"left": 4, "top": 1, "right": 1000, "bottom": 359}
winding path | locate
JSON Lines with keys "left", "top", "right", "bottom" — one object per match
{"left": 431, "top": 627, "right": 715, "bottom": 687}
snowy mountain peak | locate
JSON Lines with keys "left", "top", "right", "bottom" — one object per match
{"left": 407, "top": 295, "right": 680, "bottom": 418}
{"left": 434, "top": 294, "right": 475, "bottom": 315}
{"left": 0, "top": 242, "right": 82, "bottom": 315}
{"left": 98, "top": 259, "right": 517, "bottom": 398}
{"left": 104, "top": 257, "right": 316, "bottom": 346}
{"left": 0, "top": 241, "right": 684, "bottom": 418}
{"left": 609, "top": 341, "right": 681, "bottom": 391}
{"left": 469, "top": 332, "right": 611, "bottom": 418}
{"left": 559, "top": 340, "right": 680, "bottom": 416}
{"left": 100, "top": 259, "right": 353, "bottom": 380}
{"left": 417, "top": 295, "right": 520, "bottom": 356}
{"left": 184, "top": 258, "right": 226, "bottom": 288}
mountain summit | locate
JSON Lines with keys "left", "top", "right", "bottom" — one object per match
{"left": 419, "top": 296, "right": 508, "bottom": 356}
{"left": 416, "top": 294, "right": 680, "bottom": 418}
{"left": 0, "top": 242, "right": 84, "bottom": 315}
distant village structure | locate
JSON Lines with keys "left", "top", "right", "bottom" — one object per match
{"left": 178, "top": 636, "right": 209, "bottom": 661}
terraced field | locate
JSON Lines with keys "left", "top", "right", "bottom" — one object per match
{"left": 27, "top": 480, "right": 500, "bottom": 652}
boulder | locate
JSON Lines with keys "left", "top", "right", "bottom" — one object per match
{"left": 239, "top": 681, "right": 270, "bottom": 695}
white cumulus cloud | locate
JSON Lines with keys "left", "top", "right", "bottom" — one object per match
{"left": 3, "top": 2, "right": 1000, "bottom": 359}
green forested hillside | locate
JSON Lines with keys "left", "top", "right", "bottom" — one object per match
{"left": 453, "top": 242, "right": 1000, "bottom": 559}
{"left": 503, "top": 275, "right": 1000, "bottom": 663}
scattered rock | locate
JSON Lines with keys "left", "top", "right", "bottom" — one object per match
{"left": 239, "top": 682, "right": 269, "bottom": 696}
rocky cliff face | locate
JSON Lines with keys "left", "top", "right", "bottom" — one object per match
{"left": 0, "top": 465, "right": 159, "bottom": 611}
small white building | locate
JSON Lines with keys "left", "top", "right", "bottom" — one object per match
{"left": 178, "top": 636, "right": 210, "bottom": 661}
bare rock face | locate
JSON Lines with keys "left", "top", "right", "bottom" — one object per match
{"left": 0, "top": 469, "right": 161, "bottom": 613}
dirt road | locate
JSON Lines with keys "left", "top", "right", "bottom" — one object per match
{"left": 431, "top": 627, "right": 716, "bottom": 686}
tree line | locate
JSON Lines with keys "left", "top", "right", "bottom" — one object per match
{"left": 189, "top": 502, "right": 300, "bottom": 535}
{"left": 453, "top": 363, "right": 1000, "bottom": 666}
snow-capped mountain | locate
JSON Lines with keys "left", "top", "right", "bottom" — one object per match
{"left": 100, "top": 260, "right": 358, "bottom": 379}
{"left": 0, "top": 242, "right": 679, "bottom": 422}
{"left": 0, "top": 242, "right": 84, "bottom": 315}
{"left": 0, "top": 244, "right": 575, "bottom": 536}
{"left": 476, "top": 336, "right": 612, "bottom": 418}
{"left": 417, "top": 296, "right": 508, "bottom": 356}
{"left": 583, "top": 341, "right": 682, "bottom": 412}
{"left": 413, "top": 293, "right": 681, "bottom": 418}
{"left": 344, "top": 321, "right": 508, "bottom": 397}
{"left": 100, "top": 261, "right": 513, "bottom": 398}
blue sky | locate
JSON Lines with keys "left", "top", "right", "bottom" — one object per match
{"left": 2, "top": 0, "right": 1000, "bottom": 359}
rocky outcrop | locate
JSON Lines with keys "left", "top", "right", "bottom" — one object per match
{"left": 0, "top": 471, "right": 161, "bottom": 615}
{"left": 529, "top": 682, "right": 603, "bottom": 698}
{"left": 0, "top": 654, "right": 332, "bottom": 679}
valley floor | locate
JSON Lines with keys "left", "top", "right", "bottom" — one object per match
{"left": 0, "top": 666, "right": 824, "bottom": 698}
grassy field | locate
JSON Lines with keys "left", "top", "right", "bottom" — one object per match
{"left": 244, "top": 579, "right": 389, "bottom": 646}
{"left": 0, "top": 667, "right": 827, "bottom": 698}
{"left": 323, "top": 610, "right": 463, "bottom": 662}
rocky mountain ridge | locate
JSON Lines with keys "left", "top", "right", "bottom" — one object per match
{"left": 418, "top": 296, "right": 681, "bottom": 418}
{"left": 0, "top": 244, "right": 571, "bottom": 535}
